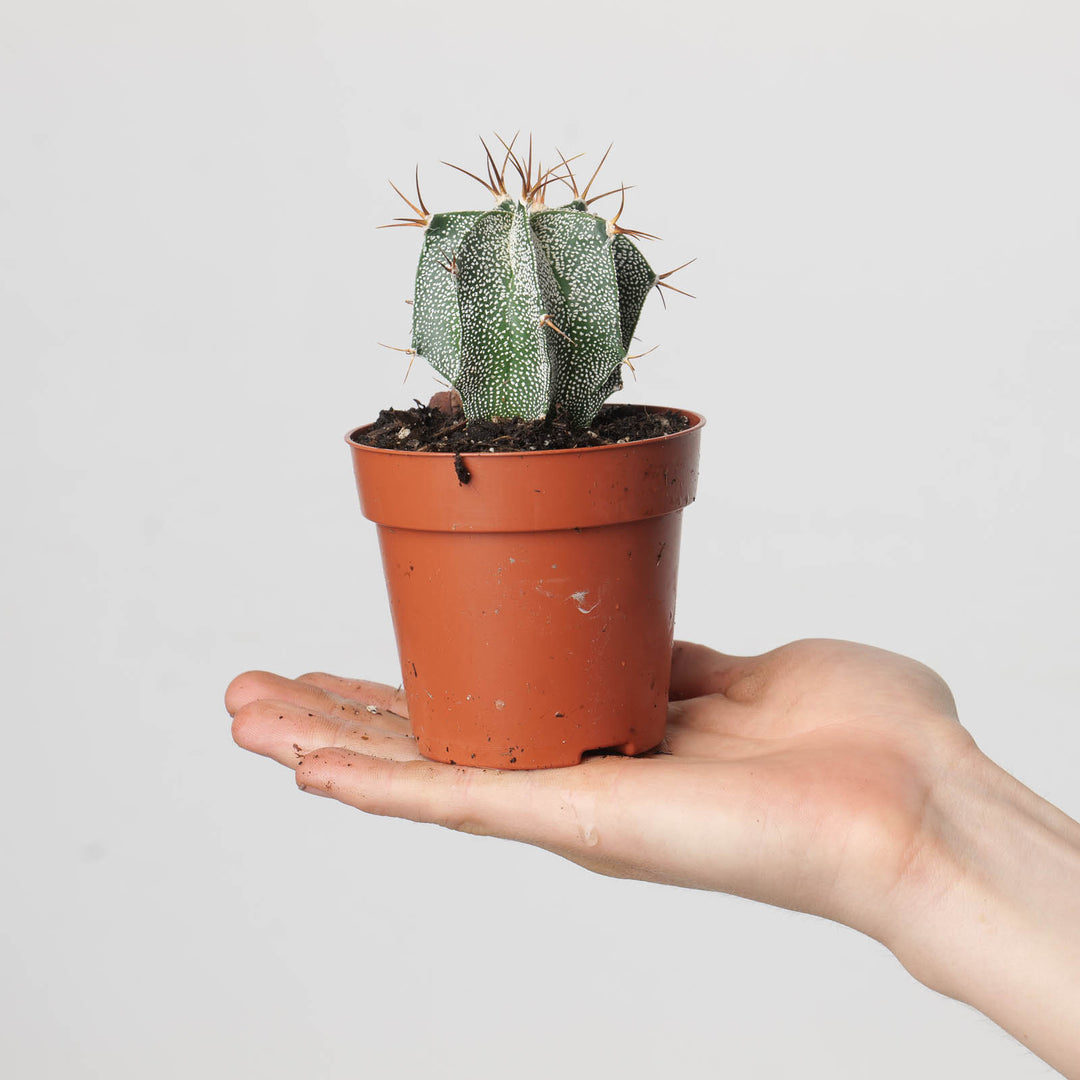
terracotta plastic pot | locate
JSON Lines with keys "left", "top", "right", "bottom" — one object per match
{"left": 346, "top": 408, "right": 704, "bottom": 769}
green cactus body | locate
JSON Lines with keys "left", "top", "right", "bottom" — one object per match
{"left": 410, "top": 196, "right": 658, "bottom": 428}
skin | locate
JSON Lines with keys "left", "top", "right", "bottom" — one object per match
{"left": 227, "top": 638, "right": 1080, "bottom": 1077}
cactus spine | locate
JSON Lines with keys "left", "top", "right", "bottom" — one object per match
{"left": 387, "top": 139, "right": 684, "bottom": 429}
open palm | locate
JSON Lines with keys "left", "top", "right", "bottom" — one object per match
{"left": 227, "top": 638, "right": 973, "bottom": 941}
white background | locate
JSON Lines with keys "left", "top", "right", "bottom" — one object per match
{"left": 3, "top": 1, "right": 1078, "bottom": 1076}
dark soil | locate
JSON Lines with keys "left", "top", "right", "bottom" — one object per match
{"left": 351, "top": 402, "right": 691, "bottom": 454}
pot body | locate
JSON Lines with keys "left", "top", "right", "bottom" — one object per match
{"left": 347, "top": 409, "right": 704, "bottom": 769}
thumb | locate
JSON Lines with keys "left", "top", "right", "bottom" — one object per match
{"left": 669, "top": 640, "right": 757, "bottom": 700}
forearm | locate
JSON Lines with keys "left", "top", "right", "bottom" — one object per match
{"left": 886, "top": 747, "right": 1080, "bottom": 1077}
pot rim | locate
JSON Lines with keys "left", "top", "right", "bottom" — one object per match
{"left": 345, "top": 404, "right": 705, "bottom": 457}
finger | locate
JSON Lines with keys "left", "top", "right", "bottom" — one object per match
{"left": 226, "top": 670, "right": 283, "bottom": 715}
{"left": 226, "top": 670, "right": 410, "bottom": 734}
{"left": 669, "top": 641, "right": 761, "bottom": 701}
{"left": 232, "top": 698, "right": 420, "bottom": 768}
{"left": 295, "top": 672, "right": 410, "bottom": 721}
{"left": 295, "top": 747, "right": 630, "bottom": 856}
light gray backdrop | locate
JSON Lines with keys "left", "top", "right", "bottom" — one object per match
{"left": 3, "top": 1, "right": 1078, "bottom": 1076}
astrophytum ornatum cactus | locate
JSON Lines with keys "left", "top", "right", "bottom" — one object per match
{"left": 382, "top": 139, "right": 690, "bottom": 429}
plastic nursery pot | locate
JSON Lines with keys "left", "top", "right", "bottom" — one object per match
{"left": 346, "top": 408, "right": 704, "bottom": 770}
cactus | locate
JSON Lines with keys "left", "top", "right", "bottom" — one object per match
{"left": 382, "top": 138, "right": 690, "bottom": 429}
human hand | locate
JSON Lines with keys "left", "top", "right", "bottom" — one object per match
{"left": 225, "top": 638, "right": 969, "bottom": 938}
{"left": 227, "top": 638, "right": 1080, "bottom": 1075}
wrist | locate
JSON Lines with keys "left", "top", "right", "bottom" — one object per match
{"left": 882, "top": 744, "right": 1080, "bottom": 1074}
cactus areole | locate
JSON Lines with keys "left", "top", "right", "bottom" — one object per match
{"left": 389, "top": 139, "right": 686, "bottom": 430}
